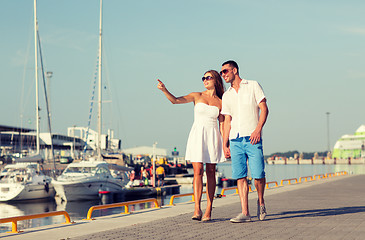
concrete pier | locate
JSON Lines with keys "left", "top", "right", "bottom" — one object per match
{"left": 1, "top": 174, "right": 364, "bottom": 240}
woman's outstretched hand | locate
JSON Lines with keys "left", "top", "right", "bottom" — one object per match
{"left": 157, "top": 79, "right": 166, "bottom": 91}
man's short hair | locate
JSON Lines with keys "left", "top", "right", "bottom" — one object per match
{"left": 222, "top": 60, "right": 239, "bottom": 74}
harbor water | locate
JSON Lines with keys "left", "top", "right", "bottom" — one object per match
{"left": 0, "top": 163, "right": 364, "bottom": 233}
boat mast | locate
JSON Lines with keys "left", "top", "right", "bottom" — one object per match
{"left": 97, "top": 0, "right": 103, "bottom": 161}
{"left": 34, "top": 0, "right": 40, "bottom": 154}
{"left": 37, "top": 28, "right": 57, "bottom": 177}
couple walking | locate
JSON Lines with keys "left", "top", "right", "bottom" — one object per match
{"left": 157, "top": 60, "right": 269, "bottom": 223}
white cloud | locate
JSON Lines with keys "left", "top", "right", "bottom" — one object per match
{"left": 340, "top": 26, "right": 365, "bottom": 35}
{"left": 347, "top": 69, "right": 365, "bottom": 79}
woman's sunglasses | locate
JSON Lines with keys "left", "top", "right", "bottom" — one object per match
{"left": 202, "top": 76, "right": 213, "bottom": 81}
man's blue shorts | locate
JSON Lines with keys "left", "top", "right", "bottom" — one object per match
{"left": 230, "top": 136, "right": 265, "bottom": 179}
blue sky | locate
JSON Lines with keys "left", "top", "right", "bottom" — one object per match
{"left": 1, "top": 0, "right": 364, "bottom": 156}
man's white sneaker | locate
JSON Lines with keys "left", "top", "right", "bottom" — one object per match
{"left": 230, "top": 213, "right": 252, "bottom": 223}
{"left": 257, "top": 201, "right": 267, "bottom": 221}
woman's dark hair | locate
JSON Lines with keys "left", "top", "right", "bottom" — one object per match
{"left": 205, "top": 70, "right": 225, "bottom": 99}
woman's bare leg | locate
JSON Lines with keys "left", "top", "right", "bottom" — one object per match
{"left": 204, "top": 163, "right": 216, "bottom": 219}
{"left": 192, "top": 162, "right": 204, "bottom": 216}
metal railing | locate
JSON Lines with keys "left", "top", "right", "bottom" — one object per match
{"left": 280, "top": 178, "right": 298, "bottom": 186}
{"left": 169, "top": 191, "right": 207, "bottom": 206}
{"left": 85, "top": 198, "right": 160, "bottom": 220}
{"left": 0, "top": 211, "right": 72, "bottom": 233}
{"left": 265, "top": 181, "right": 279, "bottom": 189}
{"left": 299, "top": 176, "right": 313, "bottom": 182}
{"left": 220, "top": 186, "right": 238, "bottom": 196}
{"left": 324, "top": 173, "right": 334, "bottom": 178}
{"left": 336, "top": 171, "right": 348, "bottom": 176}
{"left": 220, "top": 185, "right": 255, "bottom": 195}
{"left": 313, "top": 174, "right": 324, "bottom": 180}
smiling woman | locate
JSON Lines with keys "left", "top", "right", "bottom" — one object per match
{"left": 157, "top": 69, "right": 226, "bottom": 221}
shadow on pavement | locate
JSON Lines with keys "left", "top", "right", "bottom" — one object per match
{"left": 267, "top": 206, "right": 365, "bottom": 220}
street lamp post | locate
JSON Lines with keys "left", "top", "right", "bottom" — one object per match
{"left": 326, "top": 112, "right": 330, "bottom": 153}
{"left": 152, "top": 142, "right": 157, "bottom": 187}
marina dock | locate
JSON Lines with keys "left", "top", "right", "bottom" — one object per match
{"left": 0, "top": 174, "right": 364, "bottom": 240}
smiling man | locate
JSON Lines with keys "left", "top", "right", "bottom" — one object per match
{"left": 220, "top": 60, "right": 269, "bottom": 223}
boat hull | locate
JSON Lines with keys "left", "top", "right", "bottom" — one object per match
{"left": 0, "top": 183, "right": 55, "bottom": 202}
{"left": 53, "top": 178, "right": 124, "bottom": 202}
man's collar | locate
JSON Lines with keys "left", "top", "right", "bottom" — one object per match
{"left": 227, "top": 78, "right": 248, "bottom": 91}
{"left": 241, "top": 78, "right": 248, "bottom": 84}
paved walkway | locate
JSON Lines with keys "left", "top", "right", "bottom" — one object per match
{"left": 0, "top": 174, "right": 364, "bottom": 240}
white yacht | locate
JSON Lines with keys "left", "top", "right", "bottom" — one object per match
{"left": 52, "top": 160, "right": 129, "bottom": 202}
{"left": 0, "top": 160, "right": 55, "bottom": 202}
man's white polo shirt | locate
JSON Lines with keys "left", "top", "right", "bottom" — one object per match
{"left": 221, "top": 79, "right": 266, "bottom": 140}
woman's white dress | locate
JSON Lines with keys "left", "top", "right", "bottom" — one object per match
{"left": 185, "top": 103, "right": 226, "bottom": 164}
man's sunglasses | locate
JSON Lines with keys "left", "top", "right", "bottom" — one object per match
{"left": 202, "top": 76, "right": 213, "bottom": 81}
{"left": 220, "top": 69, "right": 229, "bottom": 76}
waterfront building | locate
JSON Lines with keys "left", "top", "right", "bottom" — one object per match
{"left": 0, "top": 124, "right": 87, "bottom": 159}
{"left": 332, "top": 124, "right": 365, "bottom": 159}
{"left": 0, "top": 125, "right": 37, "bottom": 156}
{"left": 0, "top": 124, "right": 122, "bottom": 160}
{"left": 67, "top": 126, "right": 121, "bottom": 152}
